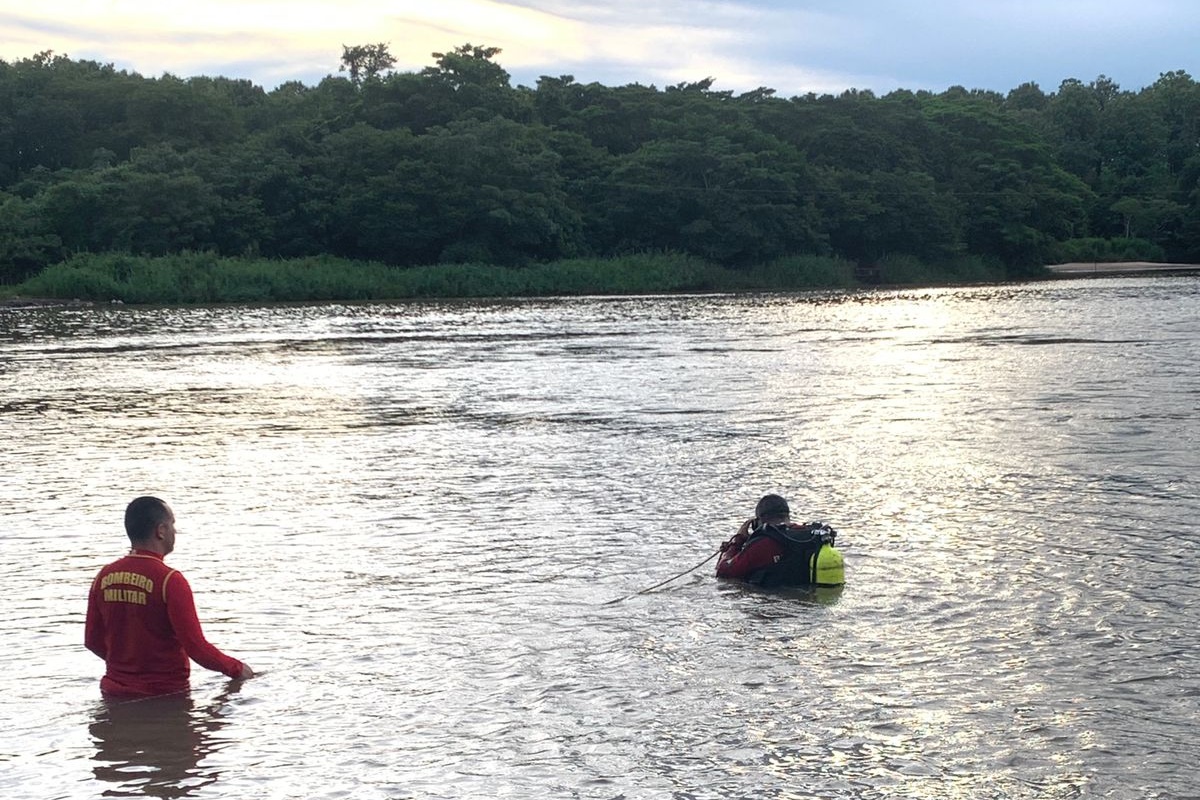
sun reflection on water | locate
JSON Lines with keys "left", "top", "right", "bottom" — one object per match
{"left": 3, "top": 279, "right": 1199, "bottom": 798}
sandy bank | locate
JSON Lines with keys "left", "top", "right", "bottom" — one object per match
{"left": 0, "top": 297, "right": 95, "bottom": 309}
{"left": 1047, "top": 261, "right": 1200, "bottom": 275}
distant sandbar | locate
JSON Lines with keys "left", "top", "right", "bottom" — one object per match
{"left": 1047, "top": 261, "right": 1200, "bottom": 275}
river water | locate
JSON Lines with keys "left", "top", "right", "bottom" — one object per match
{"left": 2, "top": 276, "right": 1198, "bottom": 799}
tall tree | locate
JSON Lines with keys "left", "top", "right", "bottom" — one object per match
{"left": 340, "top": 43, "right": 397, "bottom": 87}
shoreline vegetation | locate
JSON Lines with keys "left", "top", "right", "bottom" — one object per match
{"left": 1, "top": 253, "right": 1197, "bottom": 308}
{"left": 0, "top": 251, "right": 1027, "bottom": 306}
{"left": 3, "top": 48, "right": 1199, "bottom": 302}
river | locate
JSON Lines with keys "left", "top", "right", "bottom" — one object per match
{"left": 2, "top": 276, "right": 1198, "bottom": 799}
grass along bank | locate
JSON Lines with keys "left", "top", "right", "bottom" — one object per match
{"left": 2, "top": 251, "right": 1016, "bottom": 305}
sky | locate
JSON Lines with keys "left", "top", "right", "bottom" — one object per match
{"left": 2, "top": 0, "right": 1198, "bottom": 97}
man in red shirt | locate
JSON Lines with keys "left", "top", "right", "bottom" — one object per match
{"left": 716, "top": 494, "right": 844, "bottom": 587}
{"left": 85, "top": 496, "right": 254, "bottom": 697}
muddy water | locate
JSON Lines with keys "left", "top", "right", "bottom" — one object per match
{"left": 2, "top": 277, "right": 1198, "bottom": 799}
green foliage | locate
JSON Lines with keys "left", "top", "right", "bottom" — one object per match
{"left": 941, "top": 254, "right": 1007, "bottom": 282}
{"left": 875, "top": 255, "right": 938, "bottom": 285}
{"left": 0, "top": 191, "right": 62, "bottom": 282}
{"left": 11, "top": 252, "right": 864, "bottom": 302}
{"left": 868, "top": 254, "right": 1014, "bottom": 285}
{"left": 741, "top": 255, "right": 857, "bottom": 289}
{"left": 1048, "top": 237, "right": 1166, "bottom": 263}
{"left": 19, "top": 252, "right": 396, "bottom": 303}
{"left": 2, "top": 47, "right": 1199, "bottom": 297}
{"left": 340, "top": 43, "right": 396, "bottom": 86}
{"left": 422, "top": 44, "right": 508, "bottom": 91}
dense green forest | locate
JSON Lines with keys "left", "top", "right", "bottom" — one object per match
{"left": 2, "top": 44, "right": 1199, "bottom": 298}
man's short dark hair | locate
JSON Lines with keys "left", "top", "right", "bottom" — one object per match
{"left": 125, "top": 496, "right": 169, "bottom": 543}
{"left": 755, "top": 494, "right": 790, "bottom": 522}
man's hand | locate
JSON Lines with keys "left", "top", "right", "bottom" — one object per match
{"left": 237, "top": 663, "right": 255, "bottom": 680}
{"left": 719, "top": 532, "right": 749, "bottom": 553}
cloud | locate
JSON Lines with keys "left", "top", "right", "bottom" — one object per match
{"left": 0, "top": 0, "right": 876, "bottom": 92}
{"left": 1, "top": 0, "right": 1197, "bottom": 94}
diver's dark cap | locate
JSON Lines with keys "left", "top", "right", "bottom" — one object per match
{"left": 755, "top": 494, "right": 790, "bottom": 520}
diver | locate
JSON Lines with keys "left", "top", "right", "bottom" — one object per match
{"left": 716, "top": 494, "right": 844, "bottom": 587}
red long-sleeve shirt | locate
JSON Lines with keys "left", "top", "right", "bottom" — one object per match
{"left": 85, "top": 549, "right": 245, "bottom": 697}
{"left": 715, "top": 534, "right": 786, "bottom": 580}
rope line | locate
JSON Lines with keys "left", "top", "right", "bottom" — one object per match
{"left": 601, "top": 549, "right": 720, "bottom": 605}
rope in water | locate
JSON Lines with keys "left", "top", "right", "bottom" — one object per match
{"left": 601, "top": 550, "right": 720, "bottom": 605}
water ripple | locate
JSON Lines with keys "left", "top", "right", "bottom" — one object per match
{"left": 2, "top": 277, "right": 1199, "bottom": 798}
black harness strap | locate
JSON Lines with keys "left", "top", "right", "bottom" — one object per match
{"left": 745, "top": 522, "right": 837, "bottom": 587}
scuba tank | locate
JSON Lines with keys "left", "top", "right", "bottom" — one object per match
{"left": 745, "top": 522, "right": 845, "bottom": 588}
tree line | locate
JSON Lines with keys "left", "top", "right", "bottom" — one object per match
{"left": 2, "top": 44, "right": 1198, "bottom": 286}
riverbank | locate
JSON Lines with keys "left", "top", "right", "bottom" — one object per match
{"left": 6, "top": 254, "right": 1194, "bottom": 307}
{"left": 1047, "top": 261, "right": 1200, "bottom": 275}
{"left": 0, "top": 297, "right": 96, "bottom": 309}
{"left": 0, "top": 251, "right": 1006, "bottom": 305}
